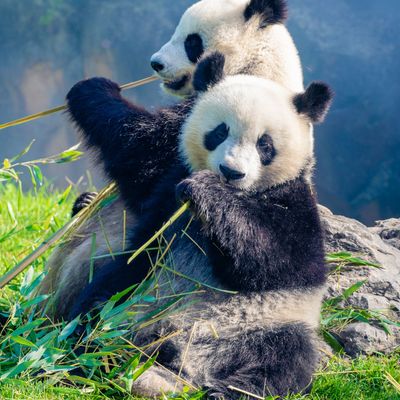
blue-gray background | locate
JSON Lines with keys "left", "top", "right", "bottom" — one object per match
{"left": 1, "top": 0, "right": 399, "bottom": 224}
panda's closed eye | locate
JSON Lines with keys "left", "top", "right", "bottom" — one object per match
{"left": 204, "top": 123, "right": 229, "bottom": 151}
{"left": 257, "top": 134, "right": 276, "bottom": 165}
{"left": 184, "top": 33, "right": 204, "bottom": 63}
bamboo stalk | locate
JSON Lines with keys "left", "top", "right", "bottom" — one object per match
{"left": 0, "top": 75, "right": 158, "bottom": 131}
{"left": 227, "top": 386, "right": 264, "bottom": 400}
{"left": 127, "top": 201, "right": 191, "bottom": 264}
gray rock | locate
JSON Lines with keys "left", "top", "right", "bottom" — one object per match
{"left": 319, "top": 206, "right": 400, "bottom": 355}
{"left": 338, "top": 323, "right": 396, "bottom": 357}
{"left": 370, "top": 219, "right": 400, "bottom": 251}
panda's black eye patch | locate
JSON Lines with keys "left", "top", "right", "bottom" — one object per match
{"left": 257, "top": 133, "right": 276, "bottom": 165}
{"left": 184, "top": 33, "right": 204, "bottom": 63}
{"left": 204, "top": 123, "right": 229, "bottom": 151}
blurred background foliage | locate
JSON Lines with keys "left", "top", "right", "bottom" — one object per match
{"left": 0, "top": 0, "right": 399, "bottom": 224}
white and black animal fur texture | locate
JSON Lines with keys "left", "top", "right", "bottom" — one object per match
{"left": 151, "top": 0, "right": 303, "bottom": 96}
{"left": 38, "top": 0, "right": 305, "bottom": 319}
{"left": 61, "top": 53, "right": 333, "bottom": 398}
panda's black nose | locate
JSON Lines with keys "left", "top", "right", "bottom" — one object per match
{"left": 151, "top": 61, "right": 165, "bottom": 72}
{"left": 219, "top": 165, "right": 246, "bottom": 181}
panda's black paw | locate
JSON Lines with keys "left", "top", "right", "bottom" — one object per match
{"left": 71, "top": 192, "right": 98, "bottom": 217}
{"left": 175, "top": 178, "right": 195, "bottom": 204}
{"left": 66, "top": 77, "right": 121, "bottom": 110}
{"left": 176, "top": 170, "right": 220, "bottom": 203}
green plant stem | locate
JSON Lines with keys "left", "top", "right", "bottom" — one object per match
{"left": 128, "top": 202, "right": 191, "bottom": 264}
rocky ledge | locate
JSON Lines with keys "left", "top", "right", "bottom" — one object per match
{"left": 320, "top": 206, "right": 400, "bottom": 356}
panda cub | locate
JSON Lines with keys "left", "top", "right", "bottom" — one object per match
{"left": 66, "top": 53, "right": 333, "bottom": 398}
{"left": 39, "top": 0, "right": 305, "bottom": 320}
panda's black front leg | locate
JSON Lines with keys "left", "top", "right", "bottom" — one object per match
{"left": 176, "top": 170, "right": 246, "bottom": 241}
{"left": 176, "top": 170, "right": 269, "bottom": 291}
{"left": 66, "top": 77, "right": 183, "bottom": 211}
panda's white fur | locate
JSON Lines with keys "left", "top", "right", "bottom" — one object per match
{"left": 38, "top": 0, "right": 305, "bottom": 321}
{"left": 152, "top": 0, "right": 303, "bottom": 96}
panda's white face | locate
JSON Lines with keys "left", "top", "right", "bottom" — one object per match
{"left": 180, "top": 76, "right": 314, "bottom": 192}
{"left": 151, "top": 0, "right": 303, "bottom": 96}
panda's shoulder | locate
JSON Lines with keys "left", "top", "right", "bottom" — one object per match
{"left": 159, "top": 98, "right": 196, "bottom": 120}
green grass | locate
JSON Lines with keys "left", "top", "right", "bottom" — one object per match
{"left": 0, "top": 355, "right": 399, "bottom": 400}
{"left": 0, "top": 379, "right": 102, "bottom": 400}
{"left": 0, "top": 184, "right": 72, "bottom": 279}
{"left": 0, "top": 182, "right": 399, "bottom": 399}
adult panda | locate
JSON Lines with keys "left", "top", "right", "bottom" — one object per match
{"left": 65, "top": 53, "right": 333, "bottom": 398}
{"left": 38, "top": 0, "right": 304, "bottom": 319}
{"left": 151, "top": 0, "right": 303, "bottom": 96}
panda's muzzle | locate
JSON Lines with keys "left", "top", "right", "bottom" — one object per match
{"left": 219, "top": 164, "right": 246, "bottom": 182}
{"left": 163, "top": 74, "right": 190, "bottom": 91}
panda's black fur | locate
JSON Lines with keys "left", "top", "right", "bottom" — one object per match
{"left": 244, "top": 0, "right": 288, "bottom": 28}
{"left": 65, "top": 53, "right": 332, "bottom": 398}
{"left": 184, "top": 171, "right": 326, "bottom": 293}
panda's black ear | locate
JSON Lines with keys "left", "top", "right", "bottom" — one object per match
{"left": 192, "top": 52, "right": 225, "bottom": 93}
{"left": 293, "top": 82, "right": 334, "bottom": 124}
{"left": 244, "top": 0, "right": 288, "bottom": 28}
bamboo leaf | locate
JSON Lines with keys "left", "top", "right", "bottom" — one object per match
{"left": 58, "top": 185, "right": 72, "bottom": 205}
{"left": 326, "top": 252, "right": 380, "bottom": 268}
{"left": 10, "top": 336, "right": 37, "bottom": 348}
{"left": 97, "top": 330, "right": 129, "bottom": 340}
{"left": 0, "top": 169, "right": 19, "bottom": 182}
{"left": 53, "top": 144, "right": 83, "bottom": 164}
{"left": 10, "top": 319, "right": 45, "bottom": 337}
{"left": 132, "top": 355, "right": 156, "bottom": 381}
{"left": 342, "top": 280, "right": 367, "bottom": 300}
{"left": 58, "top": 317, "right": 80, "bottom": 342}
{"left": 20, "top": 295, "right": 49, "bottom": 310}
{"left": 10, "top": 140, "right": 35, "bottom": 162}
{"left": 31, "top": 165, "right": 43, "bottom": 186}
{"left": 1, "top": 361, "right": 35, "bottom": 379}
{"left": 322, "top": 330, "right": 344, "bottom": 353}
{"left": 0, "top": 227, "right": 18, "bottom": 243}
{"left": 25, "top": 165, "right": 36, "bottom": 188}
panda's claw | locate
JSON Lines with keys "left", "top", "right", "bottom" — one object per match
{"left": 71, "top": 192, "right": 98, "bottom": 217}
{"left": 175, "top": 178, "right": 195, "bottom": 204}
